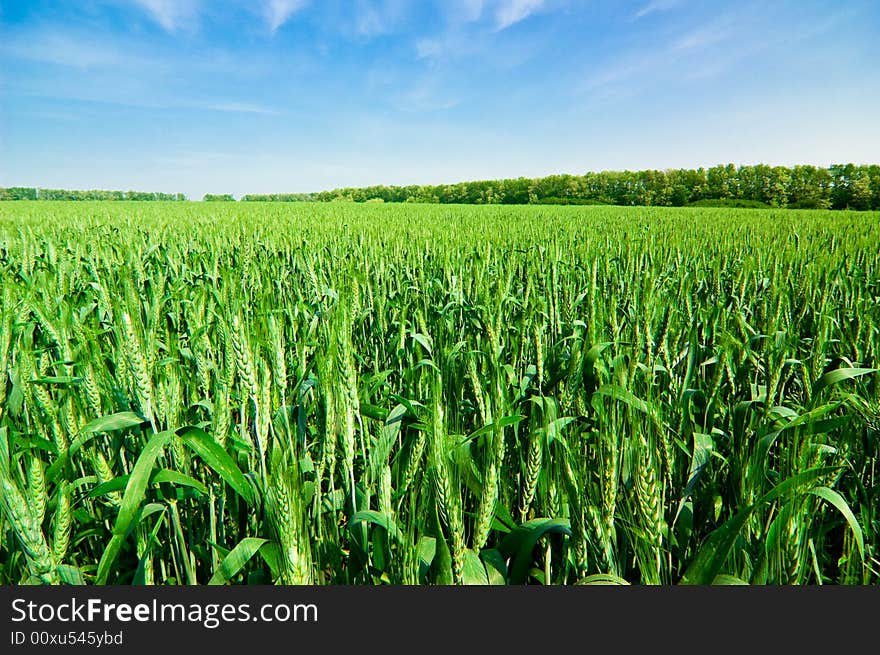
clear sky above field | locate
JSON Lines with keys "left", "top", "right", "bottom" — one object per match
{"left": 1, "top": 0, "right": 878, "bottom": 198}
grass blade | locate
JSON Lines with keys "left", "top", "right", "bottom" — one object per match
{"left": 208, "top": 538, "right": 269, "bottom": 585}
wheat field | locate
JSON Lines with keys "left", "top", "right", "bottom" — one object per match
{"left": 0, "top": 201, "right": 877, "bottom": 585}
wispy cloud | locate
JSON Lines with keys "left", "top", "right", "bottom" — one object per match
{"left": 634, "top": 0, "right": 683, "bottom": 20}
{"left": 494, "top": 0, "right": 545, "bottom": 30}
{"left": 264, "top": 0, "right": 308, "bottom": 33}
{"left": 5, "top": 91, "right": 284, "bottom": 117}
{"left": 350, "top": 0, "right": 409, "bottom": 37}
{"left": 131, "top": 0, "right": 201, "bottom": 32}
{"left": 204, "top": 102, "right": 281, "bottom": 115}
{"left": 416, "top": 32, "right": 476, "bottom": 60}
{"left": 0, "top": 26, "right": 258, "bottom": 79}
{"left": 1, "top": 29, "right": 136, "bottom": 69}
{"left": 419, "top": 0, "right": 552, "bottom": 61}
{"left": 582, "top": 15, "right": 739, "bottom": 92}
{"left": 583, "top": 4, "right": 851, "bottom": 101}
{"left": 393, "top": 76, "right": 462, "bottom": 112}
{"left": 444, "top": 0, "right": 486, "bottom": 23}
{"left": 416, "top": 37, "right": 445, "bottom": 59}
{"left": 671, "top": 21, "right": 734, "bottom": 51}
{"left": 582, "top": 61, "right": 643, "bottom": 91}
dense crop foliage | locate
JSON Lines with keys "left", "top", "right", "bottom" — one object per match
{"left": 0, "top": 202, "right": 878, "bottom": 585}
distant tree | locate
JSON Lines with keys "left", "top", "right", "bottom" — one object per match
{"left": 766, "top": 166, "right": 791, "bottom": 207}
{"left": 830, "top": 164, "right": 854, "bottom": 209}
{"left": 850, "top": 169, "right": 872, "bottom": 210}
{"left": 788, "top": 165, "right": 824, "bottom": 208}
{"left": 0, "top": 187, "right": 185, "bottom": 201}
{"left": 0, "top": 187, "right": 38, "bottom": 200}
{"left": 4, "top": 165, "right": 878, "bottom": 209}
{"left": 707, "top": 164, "right": 737, "bottom": 199}
{"left": 868, "top": 165, "right": 880, "bottom": 210}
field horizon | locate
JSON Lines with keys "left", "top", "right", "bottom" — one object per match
{"left": 4, "top": 161, "right": 880, "bottom": 211}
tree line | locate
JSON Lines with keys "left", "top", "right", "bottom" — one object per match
{"left": 0, "top": 188, "right": 186, "bottom": 201}
{"left": 243, "top": 163, "right": 880, "bottom": 210}
{"left": 3, "top": 164, "right": 879, "bottom": 209}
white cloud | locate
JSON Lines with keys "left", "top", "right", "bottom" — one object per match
{"left": 395, "top": 78, "right": 462, "bottom": 112}
{"left": 582, "top": 61, "right": 643, "bottom": 91}
{"left": 671, "top": 22, "right": 733, "bottom": 51}
{"left": 355, "top": 6, "right": 385, "bottom": 35}
{"left": 3, "top": 32, "right": 117, "bottom": 69}
{"left": 634, "top": 0, "right": 682, "bottom": 20}
{"left": 131, "top": 0, "right": 200, "bottom": 32}
{"left": 494, "top": 0, "right": 544, "bottom": 31}
{"left": 418, "top": 1, "right": 554, "bottom": 62}
{"left": 265, "top": 0, "right": 308, "bottom": 33}
{"left": 447, "top": 0, "right": 485, "bottom": 23}
{"left": 416, "top": 37, "right": 443, "bottom": 59}
{"left": 416, "top": 33, "right": 472, "bottom": 60}
{"left": 581, "top": 7, "right": 846, "bottom": 100}
{"left": 205, "top": 102, "right": 281, "bottom": 115}
{"left": 354, "top": 0, "right": 406, "bottom": 37}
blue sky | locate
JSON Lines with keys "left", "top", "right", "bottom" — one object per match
{"left": 1, "top": 0, "right": 878, "bottom": 199}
